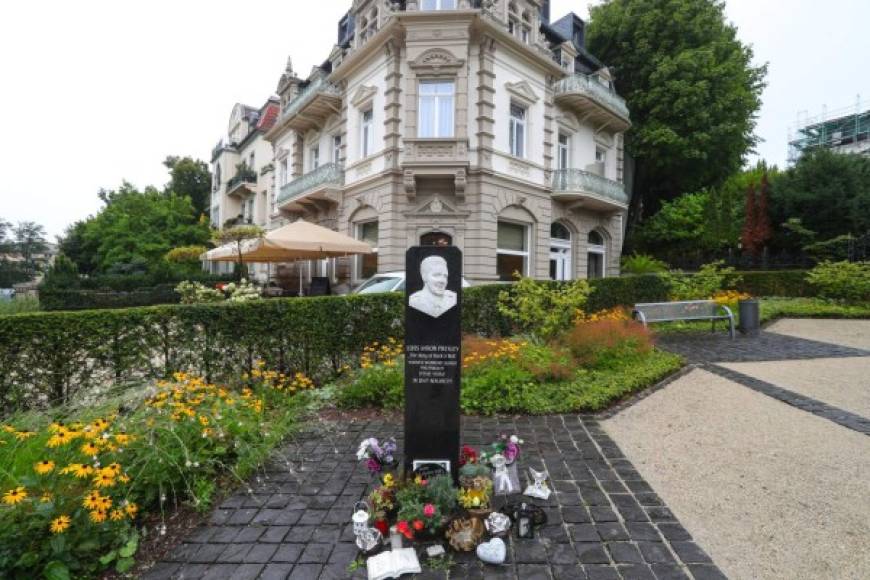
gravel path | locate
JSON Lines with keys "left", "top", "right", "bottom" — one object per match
{"left": 604, "top": 367, "right": 870, "bottom": 580}
{"left": 718, "top": 357, "right": 870, "bottom": 418}
{"left": 765, "top": 319, "right": 870, "bottom": 350}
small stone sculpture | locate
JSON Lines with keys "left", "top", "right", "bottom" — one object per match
{"left": 523, "top": 467, "right": 552, "bottom": 500}
{"left": 484, "top": 511, "right": 511, "bottom": 537}
{"left": 476, "top": 537, "right": 507, "bottom": 565}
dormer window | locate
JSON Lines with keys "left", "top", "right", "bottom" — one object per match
{"left": 521, "top": 11, "right": 532, "bottom": 44}
{"left": 422, "top": 0, "right": 456, "bottom": 9}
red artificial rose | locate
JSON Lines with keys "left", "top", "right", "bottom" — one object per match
{"left": 374, "top": 519, "right": 389, "bottom": 536}
{"left": 459, "top": 445, "right": 478, "bottom": 467}
{"left": 396, "top": 520, "right": 409, "bottom": 533}
{"left": 412, "top": 519, "right": 424, "bottom": 531}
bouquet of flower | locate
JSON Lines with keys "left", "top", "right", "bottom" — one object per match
{"left": 356, "top": 437, "right": 397, "bottom": 473}
{"left": 480, "top": 434, "right": 523, "bottom": 466}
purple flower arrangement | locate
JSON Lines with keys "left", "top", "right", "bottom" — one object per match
{"left": 356, "top": 437, "right": 397, "bottom": 473}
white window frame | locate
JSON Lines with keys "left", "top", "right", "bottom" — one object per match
{"left": 418, "top": 80, "right": 455, "bottom": 138}
{"left": 361, "top": 108, "right": 374, "bottom": 158}
{"left": 355, "top": 220, "right": 379, "bottom": 280}
{"left": 587, "top": 231, "right": 607, "bottom": 279}
{"left": 509, "top": 102, "right": 527, "bottom": 158}
{"left": 550, "top": 223, "right": 572, "bottom": 281}
{"left": 309, "top": 145, "right": 320, "bottom": 171}
{"left": 595, "top": 146, "right": 607, "bottom": 164}
{"left": 421, "top": 0, "right": 456, "bottom": 9}
{"left": 496, "top": 220, "right": 530, "bottom": 279}
{"left": 279, "top": 158, "right": 288, "bottom": 186}
{"left": 332, "top": 135, "right": 342, "bottom": 165}
{"left": 558, "top": 133, "right": 570, "bottom": 170}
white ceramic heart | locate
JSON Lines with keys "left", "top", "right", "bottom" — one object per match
{"left": 476, "top": 537, "right": 507, "bottom": 565}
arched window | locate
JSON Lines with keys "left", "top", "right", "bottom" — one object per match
{"left": 551, "top": 223, "right": 570, "bottom": 241}
{"left": 420, "top": 231, "right": 453, "bottom": 246}
{"left": 587, "top": 230, "right": 606, "bottom": 279}
{"left": 550, "top": 223, "right": 572, "bottom": 280}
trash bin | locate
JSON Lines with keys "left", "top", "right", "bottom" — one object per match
{"left": 738, "top": 298, "right": 760, "bottom": 336}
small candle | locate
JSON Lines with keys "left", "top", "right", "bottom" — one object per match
{"left": 389, "top": 525, "right": 403, "bottom": 550}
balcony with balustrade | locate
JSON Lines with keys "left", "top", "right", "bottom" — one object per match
{"left": 282, "top": 77, "right": 343, "bottom": 132}
{"left": 551, "top": 168, "right": 629, "bottom": 212}
{"left": 554, "top": 74, "right": 631, "bottom": 132}
{"left": 226, "top": 170, "right": 257, "bottom": 198}
{"left": 276, "top": 163, "right": 345, "bottom": 211}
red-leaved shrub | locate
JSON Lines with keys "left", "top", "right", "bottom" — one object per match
{"left": 561, "top": 319, "right": 653, "bottom": 369}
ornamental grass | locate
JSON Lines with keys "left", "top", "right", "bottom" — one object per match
{"left": 0, "top": 368, "right": 310, "bottom": 579}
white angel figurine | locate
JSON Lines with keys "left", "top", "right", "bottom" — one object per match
{"left": 523, "top": 467, "right": 551, "bottom": 500}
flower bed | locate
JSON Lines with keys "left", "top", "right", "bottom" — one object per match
{"left": 0, "top": 369, "right": 310, "bottom": 578}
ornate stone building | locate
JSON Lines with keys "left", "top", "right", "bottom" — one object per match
{"left": 263, "top": 0, "right": 631, "bottom": 286}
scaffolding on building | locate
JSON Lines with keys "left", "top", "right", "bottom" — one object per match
{"left": 788, "top": 96, "right": 870, "bottom": 164}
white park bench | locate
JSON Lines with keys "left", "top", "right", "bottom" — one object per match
{"left": 632, "top": 300, "right": 735, "bottom": 339}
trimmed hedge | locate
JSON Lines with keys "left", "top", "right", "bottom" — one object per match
{"left": 38, "top": 284, "right": 182, "bottom": 311}
{"left": 39, "top": 273, "right": 234, "bottom": 311}
{"left": 1, "top": 269, "right": 823, "bottom": 414}
{"left": 0, "top": 293, "right": 403, "bottom": 414}
{"left": 735, "top": 270, "right": 812, "bottom": 298}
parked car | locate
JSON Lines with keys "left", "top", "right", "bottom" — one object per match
{"left": 353, "top": 271, "right": 471, "bottom": 295}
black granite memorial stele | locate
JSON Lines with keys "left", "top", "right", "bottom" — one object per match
{"left": 403, "top": 246, "right": 462, "bottom": 481}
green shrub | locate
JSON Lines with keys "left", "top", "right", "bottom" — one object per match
{"left": 336, "top": 363, "right": 404, "bottom": 409}
{"left": 806, "top": 261, "right": 870, "bottom": 302}
{"left": 663, "top": 261, "right": 741, "bottom": 300}
{"left": 734, "top": 270, "right": 812, "bottom": 297}
{"left": 586, "top": 275, "right": 672, "bottom": 311}
{"left": 0, "top": 293, "right": 404, "bottom": 415}
{"left": 0, "top": 297, "right": 40, "bottom": 315}
{"left": 497, "top": 277, "right": 591, "bottom": 340}
{"left": 462, "top": 285, "right": 512, "bottom": 337}
{"left": 0, "top": 371, "right": 305, "bottom": 579}
{"left": 621, "top": 254, "right": 668, "bottom": 274}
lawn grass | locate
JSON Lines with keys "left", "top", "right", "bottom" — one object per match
{"left": 760, "top": 297, "right": 870, "bottom": 322}
{"left": 0, "top": 296, "right": 40, "bottom": 315}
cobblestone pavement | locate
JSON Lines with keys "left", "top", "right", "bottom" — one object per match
{"left": 149, "top": 416, "right": 726, "bottom": 579}
{"left": 659, "top": 329, "right": 870, "bottom": 435}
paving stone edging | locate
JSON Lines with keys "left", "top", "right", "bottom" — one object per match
{"left": 148, "top": 415, "right": 727, "bottom": 580}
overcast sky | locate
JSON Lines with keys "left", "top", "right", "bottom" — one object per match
{"left": 1, "top": 0, "right": 868, "bottom": 239}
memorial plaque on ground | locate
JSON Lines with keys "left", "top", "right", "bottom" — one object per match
{"left": 404, "top": 246, "right": 462, "bottom": 479}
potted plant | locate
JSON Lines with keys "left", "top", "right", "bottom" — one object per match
{"left": 356, "top": 437, "right": 398, "bottom": 475}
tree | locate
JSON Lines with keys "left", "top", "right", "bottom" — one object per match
{"left": 164, "top": 156, "right": 212, "bottom": 217}
{"left": 740, "top": 181, "right": 759, "bottom": 257}
{"left": 0, "top": 218, "right": 12, "bottom": 253}
{"left": 587, "top": 0, "right": 767, "bottom": 238}
{"left": 771, "top": 150, "right": 870, "bottom": 241}
{"left": 64, "top": 182, "right": 211, "bottom": 274}
{"left": 212, "top": 225, "right": 264, "bottom": 280}
{"left": 13, "top": 221, "right": 48, "bottom": 273}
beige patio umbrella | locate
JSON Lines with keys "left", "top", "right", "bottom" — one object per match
{"left": 202, "top": 220, "right": 373, "bottom": 293}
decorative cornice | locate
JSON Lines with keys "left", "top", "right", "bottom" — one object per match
{"left": 409, "top": 48, "right": 465, "bottom": 74}
{"left": 505, "top": 80, "right": 539, "bottom": 105}
{"left": 350, "top": 85, "right": 378, "bottom": 108}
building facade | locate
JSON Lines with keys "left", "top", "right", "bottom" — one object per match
{"left": 239, "top": 0, "right": 631, "bottom": 287}
{"left": 788, "top": 101, "right": 870, "bottom": 164}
